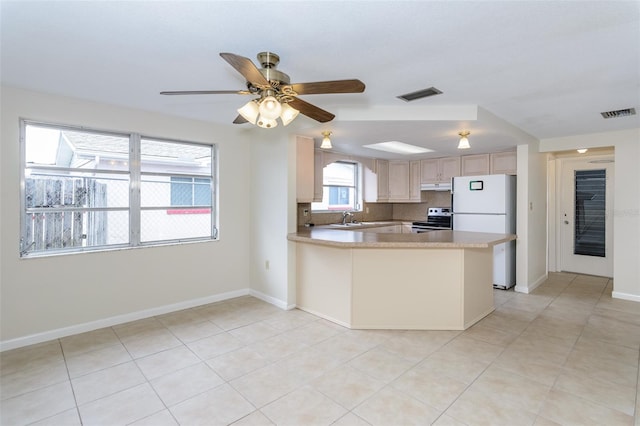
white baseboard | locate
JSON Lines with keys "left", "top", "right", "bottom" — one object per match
{"left": 248, "top": 289, "right": 289, "bottom": 310}
{"left": 0, "top": 289, "right": 250, "bottom": 352}
{"left": 612, "top": 291, "right": 640, "bottom": 302}
{"left": 514, "top": 272, "right": 548, "bottom": 294}
{"left": 295, "top": 306, "right": 351, "bottom": 329}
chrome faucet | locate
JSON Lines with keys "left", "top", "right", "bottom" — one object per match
{"left": 342, "top": 211, "right": 353, "bottom": 225}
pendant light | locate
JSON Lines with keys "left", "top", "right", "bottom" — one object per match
{"left": 457, "top": 131, "right": 471, "bottom": 149}
{"left": 320, "top": 131, "right": 332, "bottom": 149}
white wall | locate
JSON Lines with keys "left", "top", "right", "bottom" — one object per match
{"left": 0, "top": 87, "right": 252, "bottom": 348}
{"left": 247, "top": 128, "right": 296, "bottom": 309}
{"left": 515, "top": 142, "right": 549, "bottom": 293}
{"left": 540, "top": 128, "right": 640, "bottom": 301}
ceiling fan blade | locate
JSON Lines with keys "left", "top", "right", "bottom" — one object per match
{"left": 220, "top": 52, "right": 270, "bottom": 87}
{"left": 288, "top": 79, "right": 365, "bottom": 95}
{"left": 160, "top": 90, "right": 251, "bottom": 95}
{"left": 233, "top": 115, "right": 248, "bottom": 124}
{"left": 288, "top": 98, "right": 335, "bottom": 123}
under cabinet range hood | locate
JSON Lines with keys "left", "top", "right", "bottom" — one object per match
{"left": 420, "top": 183, "right": 452, "bottom": 192}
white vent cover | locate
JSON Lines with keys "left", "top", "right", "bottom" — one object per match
{"left": 600, "top": 108, "right": 636, "bottom": 119}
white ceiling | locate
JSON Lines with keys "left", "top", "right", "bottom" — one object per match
{"left": 2, "top": 1, "right": 639, "bottom": 159}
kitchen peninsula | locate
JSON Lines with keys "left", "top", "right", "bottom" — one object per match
{"left": 288, "top": 228, "right": 516, "bottom": 330}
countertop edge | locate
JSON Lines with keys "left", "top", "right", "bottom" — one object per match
{"left": 287, "top": 230, "right": 516, "bottom": 249}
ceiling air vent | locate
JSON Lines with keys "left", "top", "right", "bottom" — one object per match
{"left": 397, "top": 87, "right": 442, "bottom": 102}
{"left": 600, "top": 108, "right": 636, "bottom": 119}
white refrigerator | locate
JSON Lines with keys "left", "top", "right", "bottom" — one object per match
{"left": 452, "top": 174, "right": 517, "bottom": 289}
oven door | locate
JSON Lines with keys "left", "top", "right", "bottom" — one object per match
{"left": 411, "top": 223, "right": 452, "bottom": 233}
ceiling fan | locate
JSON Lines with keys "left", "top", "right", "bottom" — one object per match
{"left": 160, "top": 52, "right": 365, "bottom": 127}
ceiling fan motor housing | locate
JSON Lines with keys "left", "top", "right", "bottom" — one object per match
{"left": 256, "top": 52, "right": 291, "bottom": 89}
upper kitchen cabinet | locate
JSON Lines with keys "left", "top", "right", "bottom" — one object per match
{"left": 409, "top": 161, "right": 421, "bottom": 201}
{"left": 388, "top": 160, "right": 421, "bottom": 202}
{"left": 490, "top": 151, "right": 517, "bottom": 175}
{"left": 296, "top": 136, "right": 315, "bottom": 203}
{"left": 364, "top": 159, "right": 389, "bottom": 203}
{"left": 376, "top": 159, "right": 390, "bottom": 202}
{"left": 461, "top": 154, "right": 490, "bottom": 176}
{"left": 313, "top": 149, "right": 324, "bottom": 202}
{"left": 420, "top": 157, "right": 461, "bottom": 184}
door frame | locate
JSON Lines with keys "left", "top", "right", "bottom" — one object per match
{"left": 551, "top": 153, "right": 615, "bottom": 276}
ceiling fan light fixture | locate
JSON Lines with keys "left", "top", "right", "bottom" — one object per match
{"left": 457, "top": 131, "right": 471, "bottom": 149}
{"left": 320, "top": 131, "right": 332, "bottom": 149}
{"left": 258, "top": 95, "right": 282, "bottom": 120}
{"left": 280, "top": 103, "right": 300, "bottom": 126}
{"left": 237, "top": 100, "right": 260, "bottom": 124}
{"left": 256, "top": 116, "right": 278, "bottom": 129}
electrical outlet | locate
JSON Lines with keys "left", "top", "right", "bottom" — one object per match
{"left": 366, "top": 207, "right": 369, "bottom": 214}
{"left": 303, "top": 209, "right": 309, "bottom": 217}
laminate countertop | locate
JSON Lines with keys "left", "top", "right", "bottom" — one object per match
{"left": 287, "top": 229, "right": 516, "bottom": 249}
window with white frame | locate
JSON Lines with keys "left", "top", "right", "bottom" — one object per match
{"left": 20, "top": 121, "right": 217, "bottom": 257}
{"left": 312, "top": 161, "right": 362, "bottom": 212}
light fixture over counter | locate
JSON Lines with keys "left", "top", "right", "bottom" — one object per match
{"left": 457, "top": 131, "right": 471, "bottom": 149}
{"left": 320, "top": 131, "right": 332, "bottom": 149}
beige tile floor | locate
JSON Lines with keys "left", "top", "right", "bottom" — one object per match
{"left": 1, "top": 272, "right": 638, "bottom": 425}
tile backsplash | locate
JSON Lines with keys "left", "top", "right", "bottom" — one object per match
{"left": 297, "top": 191, "right": 451, "bottom": 227}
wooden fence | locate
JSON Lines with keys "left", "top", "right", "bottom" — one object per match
{"left": 23, "top": 177, "right": 107, "bottom": 252}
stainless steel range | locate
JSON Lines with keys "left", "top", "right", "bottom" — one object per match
{"left": 411, "top": 207, "right": 452, "bottom": 233}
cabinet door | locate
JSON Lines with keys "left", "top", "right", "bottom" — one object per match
{"left": 461, "top": 154, "right": 490, "bottom": 176}
{"left": 296, "top": 136, "right": 315, "bottom": 202}
{"left": 376, "top": 160, "right": 389, "bottom": 201}
{"left": 313, "top": 150, "right": 324, "bottom": 202}
{"left": 440, "top": 157, "right": 461, "bottom": 182}
{"left": 409, "top": 161, "right": 421, "bottom": 201}
{"left": 491, "top": 151, "right": 517, "bottom": 175}
{"left": 388, "top": 161, "right": 410, "bottom": 201}
{"left": 420, "top": 159, "right": 440, "bottom": 183}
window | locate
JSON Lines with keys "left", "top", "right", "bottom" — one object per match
{"left": 20, "top": 121, "right": 217, "bottom": 257}
{"left": 312, "top": 161, "right": 361, "bottom": 212}
{"left": 574, "top": 169, "right": 606, "bottom": 257}
{"left": 170, "top": 177, "right": 212, "bottom": 207}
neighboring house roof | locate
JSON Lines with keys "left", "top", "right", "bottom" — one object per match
{"left": 61, "top": 131, "right": 212, "bottom": 163}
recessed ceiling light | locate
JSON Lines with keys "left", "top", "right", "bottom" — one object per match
{"left": 363, "top": 141, "right": 433, "bottom": 155}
